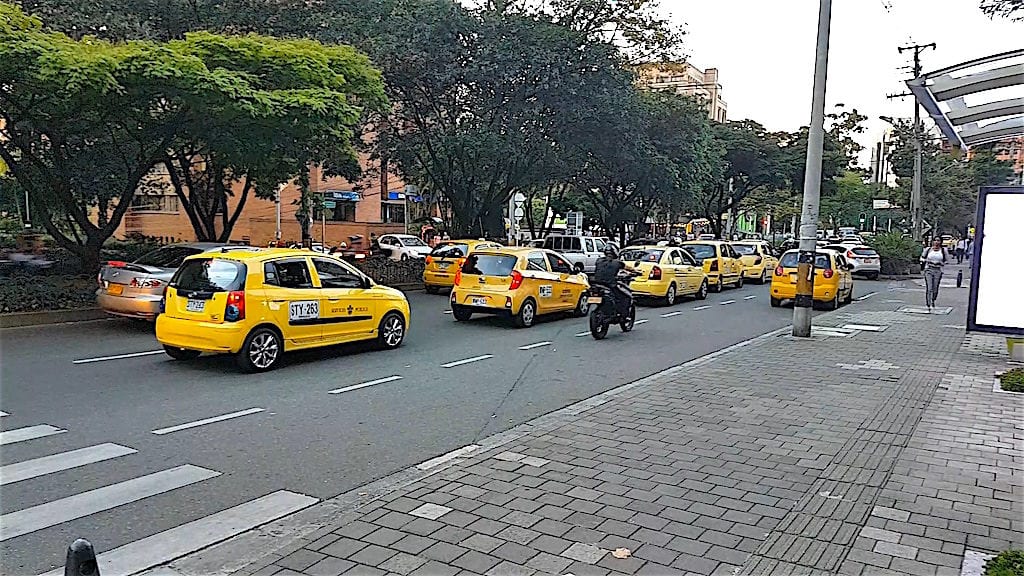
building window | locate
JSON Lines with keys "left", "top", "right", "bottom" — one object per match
{"left": 317, "top": 201, "right": 357, "bottom": 222}
{"left": 130, "top": 194, "right": 179, "bottom": 213}
{"left": 381, "top": 202, "right": 405, "bottom": 224}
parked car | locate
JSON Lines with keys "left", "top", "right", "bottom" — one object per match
{"left": 730, "top": 241, "right": 779, "bottom": 284}
{"left": 770, "top": 249, "right": 854, "bottom": 309}
{"left": 96, "top": 242, "right": 229, "bottom": 320}
{"left": 539, "top": 235, "right": 607, "bottom": 273}
{"left": 823, "top": 244, "right": 881, "bottom": 280}
{"left": 682, "top": 241, "right": 744, "bottom": 292}
{"left": 423, "top": 239, "right": 503, "bottom": 294}
{"left": 619, "top": 245, "right": 709, "bottom": 305}
{"left": 377, "top": 234, "right": 433, "bottom": 261}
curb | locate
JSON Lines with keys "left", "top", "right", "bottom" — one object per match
{"left": 0, "top": 307, "right": 109, "bottom": 329}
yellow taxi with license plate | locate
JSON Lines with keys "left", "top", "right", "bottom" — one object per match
{"left": 155, "top": 248, "right": 410, "bottom": 372}
{"left": 450, "top": 247, "right": 589, "bottom": 327}
{"left": 682, "top": 241, "right": 744, "bottom": 292}
{"left": 619, "top": 245, "right": 709, "bottom": 305}
{"left": 770, "top": 249, "right": 854, "bottom": 310}
{"left": 423, "top": 239, "right": 503, "bottom": 294}
{"left": 731, "top": 241, "right": 778, "bottom": 284}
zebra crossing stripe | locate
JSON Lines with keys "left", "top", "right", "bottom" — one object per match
{"left": 38, "top": 490, "right": 318, "bottom": 576}
{"left": 0, "top": 464, "right": 220, "bottom": 542}
{"left": 0, "top": 443, "right": 137, "bottom": 486}
{"left": 0, "top": 425, "right": 66, "bottom": 446}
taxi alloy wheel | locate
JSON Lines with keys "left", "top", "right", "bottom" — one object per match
{"left": 573, "top": 293, "right": 589, "bottom": 317}
{"left": 735, "top": 274, "right": 744, "bottom": 289}
{"left": 825, "top": 293, "right": 840, "bottom": 311}
{"left": 844, "top": 287, "right": 854, "bottom": 304}
{"left": 164, "top": 345, "right": 200, "bottom": 361}
{"left": 378, "top": 312, "right": 406, "bottom": 349}
{"left": 238, "top": 327, "right": 282, "bottom": 372}
{"left": 515, "top": 298, "right": 536, "bottom": 328}
{"left": 770, "top": 296, "right": 782, "bottom": 308}
{"left": 696, "top": 279, "right": 708, "bottom": 300}
{"left": 711, "top": 277, "right": 723, "bottom": 293}
{"left": 759, "top": 269, "right": 768, "bottom": 284}
{"left": 664, "top": 283, "right": 677, "bottom": 306}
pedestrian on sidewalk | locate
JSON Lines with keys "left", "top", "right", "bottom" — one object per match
{"left": 921, "top": 237, "right": 949, "bottom": 310}
{"left": 955, "top": 238, "right": 966, "bottom": 263}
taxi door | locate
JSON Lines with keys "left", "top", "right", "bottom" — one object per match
{"left": 760, "top": 243, "right": 778, "bottom": 271}
{"left": 311, "top": 257, "right": 378, "bottom": 343}
{"left": 669, "top": 249, "right": 698, "bottom": 293}
{"left": 262, "top": 258, "right": 323, "bottom": 347}
{"left": 520, "top": 251, "right": 560, "bottom": 314}
{"left": 545, "top": 251, "right": 585, "bottom": 311}
{"left": 723, "top": 244, "right": 743, "bottom": 281}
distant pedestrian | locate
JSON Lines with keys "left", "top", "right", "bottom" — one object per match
{"left": 920, "top": 237, "right": 949, "bottom": 310}
{"left": 955, "top": 238, "right": 966, "bottom": 264}
{"left": 965, "top": 238, "right": 973, "bottom": 261}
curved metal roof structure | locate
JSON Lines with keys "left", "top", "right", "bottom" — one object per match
{"left": 907, "top": 49, "right": 1024, "bottom": 149}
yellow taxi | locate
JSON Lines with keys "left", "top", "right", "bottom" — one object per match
{"left": 619, "top": 245, "right": 709, "bottom": 305}
{"left": 423, "top": 239, "right": 503, "bottom": 294}
{"left": 770, "top": 249, "right": 854, "bottom": 310}
{"left": 450, "top": 247, "right": 589, "bottom": 327}
{"left": 156, "top": 248, "right": 410, "bottom": 372}
{"left": 682, "top": 241, "right": 744, "bottom": 292}
{"left": 731, "top": 241, "right": 779, "bottom": 284}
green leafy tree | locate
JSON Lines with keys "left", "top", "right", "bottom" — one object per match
{"left": 980, "top": 0, "right": 1023, "bottom": 20}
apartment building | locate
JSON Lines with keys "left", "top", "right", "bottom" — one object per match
{"left": 636, "top": 61, "right": 728, "bottom": 122}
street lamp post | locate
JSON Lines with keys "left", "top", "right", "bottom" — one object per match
{"left": 792, "top": 0, "right": 832, "bottom": 338}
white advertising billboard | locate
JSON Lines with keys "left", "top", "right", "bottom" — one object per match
{"left": 968, "top": 187, "right": 1024, "bottom": 335}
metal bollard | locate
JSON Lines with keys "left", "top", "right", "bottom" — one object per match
{"left": 957, "top": 269, "right": 963, "bottom": 288}
{"left": 64, "top": 539, "right": 99, "bottom": 576}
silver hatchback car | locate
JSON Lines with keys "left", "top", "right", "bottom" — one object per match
{"left": 96, "top": 243, "right": 228, "bottom": 319}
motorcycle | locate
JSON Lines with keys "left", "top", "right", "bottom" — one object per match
{"left": 587, "top": 270, "right": 640, "bottom": 340}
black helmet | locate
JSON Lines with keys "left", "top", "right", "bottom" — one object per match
{"left": 603, "top": 245, "right": 618, "bottom": 258}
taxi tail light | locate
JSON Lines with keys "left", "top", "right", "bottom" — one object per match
{"left": 508, "top": 270, "right": 524, "bottom": 290}
{"left": 454, "top": 269, "right": 462, "bottom": 286}
{"left": 425, "top": 255, "right": 434, "bottom": 265}
{"left": 225, "top": 290, "right": 245, "bottom": 321}
{"left": 822, "top": 268, "right": 834, "bottom": 279}
{"left": 709, "top": 260, "right": 719, "bottom": 272}
{"left": 775, "top": 266, "right": 784, "bottom": 276}
{"left": 649, "top": 266, "right": 662, "bottom": 280}
{"left": 106, "top": 260, "right": 127, "bottom": 268}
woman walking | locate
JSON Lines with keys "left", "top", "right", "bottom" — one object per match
{"left": 920, "top": 237, "right": 949, "bottom": 310}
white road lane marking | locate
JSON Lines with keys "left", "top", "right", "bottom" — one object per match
{"left": 0, "top": 443, "right": 137, "bottom": 486}
{"left": 0, "top": 411, "right": 8, "bottom": 417}
{"left": 518, "top": 341, "right": 552, "bottom": 350}
{"left": 37, "top": 490, "right": 318, "bottom": 576}
{"left": 441, "top": 354, "right": 493, "bottom": 368}
{"left": 151, "top": 408, "right": 265, "bottom": 435}
{"left": 693, "top": 305, "right": 711, "bottom": 311}
{"left": 660, "top": 311, "right": 682, "bottom": 318}
{"left": 744, "top": 295, "right": 758, "bottom": 300}
{"left": 328, "top": 376, "right": 403, "bottom": 395}
{"left": 443, "top": 310, "right": 452, "bottom": 314}
{"left": 73, "top": 350, "right": 165, "bottom": 364}
{"left": 0, "top": 464, "right": 220, "bottom": 542}
{"left": 856, "top": 292, "right": 877, "bottom": 301}
{"left": 575, "top": 331, "right": 591, "bottom": 337}
{"left": 416, "top": 445, "right": 480, "bottom": 470}
{"left": 633, "top": 319, "right": 649, "bottom": 325}
{"left": 720, "top": 300, "right": 736, "bottom": 305}
{"left": 0, "top": 425, "right": 66, "bottom": 446}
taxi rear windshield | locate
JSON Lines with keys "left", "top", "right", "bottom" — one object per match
{"left": 171, "top": 259, "right": 246, "bottom": 292}
{"left": 779, "top": 253, "right": 831, "bottom": 269}
{"left": 684, "top": 244, "right": 716, "bottom": 260}
{"left": 732, "top": 244, "right": 757, "bottom": 255}
{"left": 621, "top": 249, "right": 664, "bottom": 263}
{"left": 431, "top": 243, "right": 469, "bottom": 258}
{"left": 462, "top": 254, "right": 517, "bottom": 277}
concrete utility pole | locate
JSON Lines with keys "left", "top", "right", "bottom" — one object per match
{"left": 898, "top": 42, "right": 936, "bottom": 241}
{"left": 792, "top": 0, "right": 833, "bottom": 338}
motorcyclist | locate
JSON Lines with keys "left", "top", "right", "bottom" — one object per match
{"left": 592, "top": 246, "right": 638, "bottom": 317}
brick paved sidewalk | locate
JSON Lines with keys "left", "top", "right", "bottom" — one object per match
{"left": 249, "top": 276, "right": 1023, "bottom": 576}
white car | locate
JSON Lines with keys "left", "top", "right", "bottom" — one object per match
{"left": 824, "top": 244, "right": 880, "bottom": 280}
{"left": 377, "top": 234, "right": 433, "bottom": 261}
{"left": 540, "top": 235, "right": 608, "bottom": 273}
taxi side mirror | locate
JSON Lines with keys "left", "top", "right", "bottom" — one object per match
{"left": 361, "top": 275, "right": 373, "bottom": 289}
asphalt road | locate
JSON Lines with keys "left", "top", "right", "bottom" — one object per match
{"left": 0, "top": 279, "right": 877, "bottom": 574}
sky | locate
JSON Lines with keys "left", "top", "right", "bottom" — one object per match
{"left": 663, "top": 0, "right": 1022, "bottom": 166}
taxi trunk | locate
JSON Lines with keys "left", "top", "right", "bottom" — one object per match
{"left": 162, "top": 258, "right": 248, "bottom": 325}
{"left": 772, "top": 253, "right": 836, "bottom": 299}
{"left": 621, "top": 255, "right": 667, "bottom": 295}
{"left": 452, "top": 253, "right": 518, "bottom": 311}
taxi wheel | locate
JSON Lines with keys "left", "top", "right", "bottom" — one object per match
{"left": 735, "top": 274, "right": 744, "bottom": 289}
{"left": 711, "top": 278, "right": 723, "bottom": 293}
{"left": 844, "top": 288, "right": 854, "bottom": 304}
{"left": 452, "top": 305, "right": 472, "bottom": 321}
{"left": 514, "top": 298, "right": 536, "bottom": 328}
{"left": 164, "top": 345, "right": 200, "bottom": 361}
{"left": 825, "top": 293, "right": 840, "bottom": 311}
{"left": 237, "top": 327, "right": 282, "bottom": 373}
{"left": 696, "top": 279, "right": 709, "bottom": 300}
{"left": 770, "top": 297, "right": 782, "bottom": 308}
{"left": 664, "top": 283, "right": 677, "bottom": 306}
{"left": 425, "top": 285, "right": 440, "bottom": 295}
{"left": 573, "top": 293, "right": 589, "bottom": 317}
{"left": 377, "top": 312, "right": 406, "bottom": 349}
{"left": 759, "top": 269, "right": 768, "bottom": 284}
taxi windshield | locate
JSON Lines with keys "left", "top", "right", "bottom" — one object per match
{"left": 779, "top": 253, "right": 831, "bottom": 269}
{"left": 462, "top": 254, "right": 517, "bottom": 276}
{"left": 684, "top": 244, "right": 716, "bottom": 260}
{"left": 620, "top": 249, "right": 663, "bottom": 263}
{"left": 732, "top": 244, "right": 757, "bottom": 255}
{"left": 171, "top": 259, "right": 246, "bottom": 292}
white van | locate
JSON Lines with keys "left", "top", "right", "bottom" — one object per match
{"left": 540, "top": 235, "right": 607, "bottom": 273}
